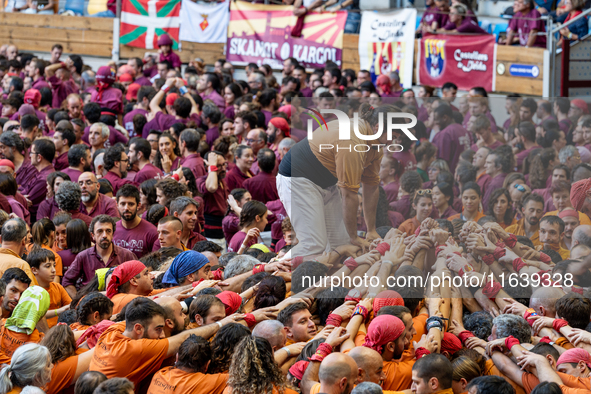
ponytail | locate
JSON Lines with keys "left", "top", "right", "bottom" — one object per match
{"left": 0, "top": 364, "right": 14, "bottom": 394}
{"left": 31, "top": 218, "right": 55, "bottom": 248}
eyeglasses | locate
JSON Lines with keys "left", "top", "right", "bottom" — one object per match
{"left": 120, "top": 159, "right": 129, "bottom": 163}
{"left": 416, "top": 189, "right": 432, "bottom": 196}
{"left": 245, "top": 139, "right": 263, "bottom": 144}
{"left": 79, "top": 180, "right": 97, "bottom": 186}
{"left": 29, "top": 151, "right": 38, "bottom": 156}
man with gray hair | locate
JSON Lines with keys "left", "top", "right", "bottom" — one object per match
{"left": 572, "top": 224, "right": 591, "bottom": 248}
{"left": 388, "top": 71, "right": 403, "bottom": 97}
{"left": 0, "top": 218, "right": 35, "bottom": 283}
{"left": 252, "top": 320, "right": 287, "bottom": 351}
{"left": 491, "top": 314, "right": 532, "bottom": 344}
{"left": 278, "top": 138, "right": 296, "bottom": 160}
{"left": 224, "top": 255, "right": 258, "bottom": 279}
{"left": 55, "top": 181, "right": 93, "bottom": 227}
{"left": 81, "top": 69, "right": 96, "bottom": 92}
{"left": 248, "top": 71, "right": 267, "bottom": 92}
{"left": 169, "top": 197, "right": 206, "bottom": 249}
{"left": 94, "top": 151, "right": 106, "bottom": 178}
{"left": 88, "top": 122, "right": 110, "bottom": 155}
{"left": 352, "top": 382, "right": 383, "bottom": 394}
{"left": 559, "top": 145, "right": 581, "bottom": 170}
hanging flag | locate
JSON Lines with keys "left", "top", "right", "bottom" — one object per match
{"left": 120, "top": 0, "right": 181, "bottom": 49}
{"left": 179, "top": 0, "right": 229, "bottom": 44}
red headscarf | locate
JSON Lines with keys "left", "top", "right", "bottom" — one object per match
{"left": 377, "top": 74, "right": 392, "bottom": 95}
{"left": 289, "top": 360, "right": 309, "bottom": 381}
{"left": 75, "top": 320, "right": 116, "bottom": 348}
{"left": 269, "top": 117, "right": 290, "bottom": 138}
{"left": 557, "top": 348, "right": 591, "bottom": 368}
{"left": 96, "top": 66, "right": 116, "bottom": 102}
{"left": 570, "top": 179, "right": 591, "bottom": 211}
{"left": 363, "top": 315, "right": 405, "bottom": 354}
{"left": 373, "top": 290, "right": 404, "bottom": 315}
{"left": 440, "top": 332, "right": 462, "bottom": 355}
{"left": 106, "top": 260, "right": 146, "bottom": 299}
{"left": 216, "top": 291, "right": 242, "bottom": 316}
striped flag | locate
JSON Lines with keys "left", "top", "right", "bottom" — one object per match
{"left": 120, "top": 0, "right": 181, "bottom": 49}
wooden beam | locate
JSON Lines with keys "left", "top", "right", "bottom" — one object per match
{"left": 0, "top": 13, "right": 112, "bottom": 31}
{"left": 495, "top": 75, "right": 543, "bottom": 95}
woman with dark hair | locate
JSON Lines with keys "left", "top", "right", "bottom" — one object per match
{"left": 399, "top": 190, "right": 434, "bottom": 235}
{"left": 208, "top": 323, "right": 251, "bottom": 374}
{"left": 40, "top": 323, "right": 96, "bottom": 393}
{"left": 255, "top": 89, "right": 278, "bottom": 127}
{"left": 71, "top": 292, "right": 114, "bottom": 331}
{"left": 415, "top": 141, "right": 437, "bottom": 182}
{"left": 37, "top": 171, "right": 71, "bottom": 220}
{"left": 223, "top": 188, "right": 252, "bottom": 243}
{"left": 58, "top": 218, "right": 92, "bottom": 273}
{"left": 0, "top": 173, "right": 30, "bottom": 224}
{"left": 253, "top": 276, "right": 286, "bottom": 309}
{"left": 433, "top": 182, "right": 458, "bottom": 219}
{"left": 486, "top": 188, "right": 516, "bottom": 229}
{"left": 390, "top": 170, "right": 425, "bottom": 220}
{"left": 227, "top": 200, "right": 268, "bottom": 253}
{"left": 181, "top": 167, "right": 205, "bottom": 233}
{"left": 379, "top": 155, "right": 403, "bottom": 204}
{"left": 449, "top": 182, "right": 485, "bottom": 222}
{"left": 52, "top": 211, "right": 71, "bottom": 252}
{"left": 224, "top": 83, "right": 243, "bottom": 120}
{"left": 529, "top": 148, "right": 557, "bottom": 190}
{"left": 225, "top": 336, "right": 294, "bottom": 394}
{"left": 146, "top": 204, "right": 168, "bottom": 227}
{"left": 225, "top": 145, "right": 254, "bottom": 192}
{"left": 155, "top": 132, "right": 182, "bottom": 173}
{"left": 140, "top": 178, "right": 158, "bottom": 218}
{"left": 148, "top": 335, "right": 228, "bottom": 393}
{"left": 31, "top": 218, "right": 63, "bottom": 281}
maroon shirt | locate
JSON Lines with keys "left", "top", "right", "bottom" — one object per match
{"left": 57, "top": 249, "right": 77, "bottom": 273}
{"left": 224, "top": 106, "right": 235, "bottom": 120}
{"left": 222, "top": 212, "right": 239, "bottom": 243}
{"left": 508, "top": 8, "right": 547, "bottom": 48}
{"left": 477, "top": 174, "right": 492, "bottom": 198}
{"left": 516, "top": 145, "right": 540, "bottom": 169}
{"left": 205, "top": 126, "right": 219, "bottom": 148}
{"left": 54, "top": 151, "right": 69, "bottom": 171}
{"left": 68, "top": 209, "right": 93, "bottom": 227}
{"left": 243, "top": 172, "right": 279, "bottom": 204}
{"left": 160, "top": 52, "right": 182, "bottom": 69}
{"left": 228, "top": 231, "right": 256, "bottom": 253}
{"left": 32, "top": 77, "right": 50, "bottom": 90}
{"left": 91, "top": 86, "right": 123, "bottom": 114}
{"left": 432, "top": 123, "right": 472, "bottom": 173}
{"left": 15, "top": 159, "right": 37, "bottom": 192}
{"left": 37, "top": 198, "right": 60, "bottom": 221}
{"left": 440, "top": 205, "right": 459, "bottom": 219}
{"left": 390, "top": 194, "right": 412, "bottom": 220}
{"left": 80, "top": 193, "right": 120, "bottom": 218}
{"left": 123, "top": 108, "right": 148, "bottom": 137}
{"left": 383, "top": 181, "right": 399, "bottom": 204}
{"left": 225, "top": 166, "right": 253, "bottom": 192}
{"left": 181, "top": 153, "right": 206, "bottom": 180}
{"left": 444, "top": 18, "right": 488, "bottom": 34}
{"left": 62, "top": 168, "right": 83, "bottom": 183}
{"left": 470, "top": 140, "right": 503, "bottom": 153}
{"left": 142, "top": 111, "right": 181, "bottom": 138}
{"left": 102, "top": 171, "right": 139, "bottom": 195}
{"left": 24, "top": 164, "right": 55, "bottom": 221}
{"left": 196, "top": 176, "right": 229, "bottom": 217}
{"left": 113, "top": 219, "right": 158, "bottom": 259}
{"left": 200, "top": 90, "right": 225, "bottom": 111}
{"left": 48, "top": 76, "right": 78, "bottom": 109}
{"left": 62, "top": 245, "right": 138, "bottom": 287}
{"left": 134, "top": 163, "right": 163, "bottom": 185}
{"left": 482, "top": 173, "right": 507, "bottom": 210}
{"left": 391, "top": 151, "right": 417, "bottom": 172}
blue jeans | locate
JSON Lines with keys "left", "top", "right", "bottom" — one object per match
{"left": 344, "top": 12, "right": 361, "bottom": 34}
{"left": 90, "top": 9, "right": 114, "bottom": 17}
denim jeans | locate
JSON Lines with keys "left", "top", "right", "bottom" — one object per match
{"left": 345, "top": 12, "right": 361, "bottom": 34}
{"left": 90, "top": 9, "right": 114, "bottom": 17}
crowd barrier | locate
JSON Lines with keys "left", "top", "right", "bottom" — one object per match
{"left": 0, "top": 12, "right": 551, "bottom": 96}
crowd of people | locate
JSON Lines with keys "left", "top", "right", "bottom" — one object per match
{"left": 0, "top": 27, "right": 591, "bottom": 394}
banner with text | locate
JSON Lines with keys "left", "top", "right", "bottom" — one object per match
{"left": 226, "top": 2, "right": 347, "bottom": 69}
{"left": 418, "top": 34, "right": 496, "bottom": 92}
{"left": 358, "top": 9, "right": 416, "bottom": 89}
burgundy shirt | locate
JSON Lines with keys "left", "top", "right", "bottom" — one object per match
{"left": 516, "top": 145, "right": 540, "bottom": 169}
{"left": 444, "top": 19, "right": 488, "bottom": 34}
{"left": 102, "top": 171, "right": 139, "bottom": 195}
{"left": 160, "top": 52, "right": 182, "bottom": 69}
{"left": 205, "top": 126, "right": 219, "bottom": 147}
{"left": 508, "top": 8, "right": 547, "bottom": 48}
{"left": 142, "top": 111, "right": 181, "bottom": 138}
{"left": 62, "top": 168, "right": 83, "bottom": 183}
{"left": 383, "top": 181, "right": 399, "bottom": 204}
{"left": 91, "top": 87, "right": 123, "bottom": 114}
{"left": 228, "top": 231, "right": 256, "bottom": 253}
{"left": 390, "top": 194, "right": 412, "bottom": 220}
{"left": 134, "top": 163, "right": 163, "bottom": 185}
{"left": 54, "top": 151, "right": 69, "bottom": 171}
{"left": 432, "top": 123, "right": 472, "bottom": 173}
{"left": 123, "top": 108, "right": 148, "bottom": 137}
{"left": 243, "top": 172, "right": 279, "bottom": 204}
{"left": 6, "top": 195, "right": 29, "bottom": 225}
{"left": 48, "top": 76, "right": 78, "bottom": 109}
{"left": 262, "top": 110, "right": 272, "bottom": 127}
{"left": 224, "top": 106, "right": 235, "bottom": 120}
{"left": 15, "top": 159, "right": 37, "bottom": 192}
{"left": 113, "top": 219, "right": 159, "bottom": 259}
{"left": 440, "top": 205, "right": 459, "bottom": 219}
{"left": 470, "top": 140, "right": 503, "bottom": 153}
{"left": 391, "top": 150, "right": 417, "bottom": 172}
{"left": 69, "top": 209, "right": 93, "bottom": 227}
{"left": 181, "top": 153, "right": 206, "bottom": 180}
{"left": 62, "top": 245, "right": 138, "bottom": 287}
{"left": 477, "top": 173, "right": 492, "bottom": 198}
{"left": 200, "top": 90, "right": 225, "bottom": 111}
{"left": 32, "top": 77, "right": 50, "bottom": 90}
{"left": 37, "top": 198, "right": 60, "bottom": 221}
{"left": 24, "top": 164, "right": 55, "bottom": 221}
{"left": 301, "top": 87, "right": 313, "bottom": 97}
{"left": 196, "top": 176, "right": 229, "bottom": 217}
{"left": 225, "top": 166, "right": 254, "bottom": 192}
{"left": 482, "top": 173, "right": 507, "bottom": 210}
{"left": 57, "top": 249, "right": 77, "bottom": 273}
{"left": 222, "top": 212, "right": 239, "bottom": 243}
{"left": 80, "top": 193, "right": 120, "bottom": 218}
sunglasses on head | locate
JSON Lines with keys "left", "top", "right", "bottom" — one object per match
{"left": 514, "top": 184, "right": 526, "bottom": 192}
{"left": 416, "top": 189, "right": 432, "bottom": 196}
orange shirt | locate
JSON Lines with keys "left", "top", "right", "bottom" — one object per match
{"left": 505, "top": 219, "right": 541, "bottom": 248}
{"left": 45, "top": 348, "right": 87, "bottom": 394}
{"left": 545, "top": 210, "right": 591, "bottom": 225}
{"left": 89, "top": 321, "right": 169, "bottom": 390}
{"left": 448, "top": 211, "right": 486, "bottom": 223}
{"left": 0, "top": 322, "right": 43, "bottom": 364}
{"left": 500, "top": 218, "right": 517, "bottom": 230}
{"left": 382, "top": 351, "right": 415, "bottom": 391}
{"left": 147, "top": 366, "right": 228, "bottom": 394}
{"left": 522, "top": 371, "right": 591, "bottom": 393}
{"left": 44, "top": 282, "right": 72, "bottom": 328}
{"left": 223, "top": 387, "right": 297, "bottom": 394}
{"left": 399, "top": 218, "right": 420, "bottom": 237}
{"left": 484, "top": 359, "right": 526, "bottom": 394}
{"left": 536, "top": 242, "right": 570, "bottom": 261}
{"left": 70, "top": 322, "right": 90, "bottom": 332}
{"left": 7, "top": 387, "right": 22, "bottom": 394}
{"left": 412, "top": 313, "right": 429, "bottom": 344}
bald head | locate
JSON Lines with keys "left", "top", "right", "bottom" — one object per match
{"left": 530, "top": 287, "right": 566, "bottom": 317}
{"left": 571, "top": 244, "right": 591, "bottom": 260}
{"left": 319, "top": 353, "right": 358, "bottom": 394}
{"left": 252, "top": 320, "right": 286, "bottom": 350}
{"left": 202, "top": 251, "right": 219, "bottom": 266}
{"left": 573, "top": 225, "right": 591, "bottom": 248}
{"left": 349, "top": 346, "right": 385, "bottom": 385}
{"left": 154, "top": 297, "right": 186, "bottom": 336}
